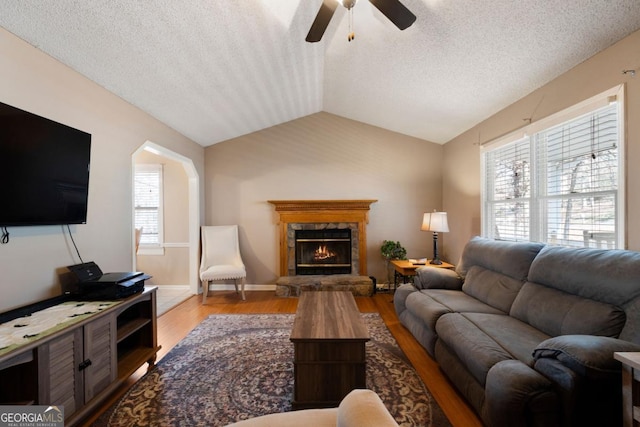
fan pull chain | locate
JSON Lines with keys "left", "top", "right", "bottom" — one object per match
{"left": 348, "top": 8, "right": 355, "bottom": 42}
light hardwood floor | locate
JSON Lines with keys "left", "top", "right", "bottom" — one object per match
{"left": 82, "top": 291, "right": 482, "bottom": 427}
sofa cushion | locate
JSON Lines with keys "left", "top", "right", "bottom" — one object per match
{"left": 456, "top": 237, "right": 544, "bottom": 281}
{"left": 436, "top": 312, "right": 552, "bottom": 386}
{"left": 462, "top": 312, "right": 551, "bottom": 366}
{"left": 510, "top": 282, "right": 626, "bottom": 338}
{"left": 527, "top": 245, "right": 640, "bottom": 306}
{"left": 435, "top": 312, "right": 514, "bottom": 386}
{"left": 527, "top": 245, "right": 640, "bottom": 343}
{"left": 405, "top": 289, "right": 504, "bottom": 335}
{"left": 424, "top": 289, "right": 505, "bottom": 315}
{"left": 404, "top": 291, "right": 452, "bottom": 331}
{"left": 462, "top": 266, "right": 524, "bottom": 313}
{"left": 403, "top": 289, "right": 506, "bottom": 356}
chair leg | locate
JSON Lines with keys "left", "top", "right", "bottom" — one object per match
{"left": 240, "top": 277, "right": 246, "bottom": 301}
{"left": 202, "top": 280, "right": 209, "bottom": 303}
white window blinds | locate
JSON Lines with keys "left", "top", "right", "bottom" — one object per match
{"left": 134, "top": 164, "right": 163, "bottom": 247}
{"left": 537, "top": 104, "right": 618, "bottom": 248}
{"left": 482, "top": 86, "right": 624, "bottom": 249}
{"left": 484, "top": 137, "right": 531, "bottom": 241}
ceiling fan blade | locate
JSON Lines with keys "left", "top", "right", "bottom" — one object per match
{"left": 369, "top": 0, "right": 416, "bottom": 30}
{"left": 306, "top": 0, "right": 339, "bottom": 43}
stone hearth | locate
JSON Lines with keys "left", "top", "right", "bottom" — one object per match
{"left": 275, "top": 275, "right": 374, "bottom": 297}
{"left": 269, "top": 200, "right": 377, "bottom": 298}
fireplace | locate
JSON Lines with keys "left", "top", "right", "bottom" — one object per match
{"left": 268, "top": 199, "right": 377, "bottom": 277}
{"left": 295, "top": 229, "right": 352, "bottom": 275}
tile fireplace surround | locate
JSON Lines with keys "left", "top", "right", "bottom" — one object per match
{"left": 268, "top": 200, "right": 377, "bottom": 277}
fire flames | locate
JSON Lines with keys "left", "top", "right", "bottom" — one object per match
{"left": 314, "top": 245, "right": 337, "bottom": 261}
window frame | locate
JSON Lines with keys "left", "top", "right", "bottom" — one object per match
{"left": 481, "top": 85, "right": 625, "bottom": 248}
{"left": 134, "top": 163, "right": 164, "bottom": 256}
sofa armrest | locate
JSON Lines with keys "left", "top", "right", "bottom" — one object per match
{"left": 337, "top": 389, "right": 399, "bottom": 427}
{"left": 533, "top": 335, "right": 640, "bottom": 378}
{"left": 413, "top": 267, "right": 462, "bottom": 290}
{"left": 483, "top": 360, "right": 559, "bottom": 427}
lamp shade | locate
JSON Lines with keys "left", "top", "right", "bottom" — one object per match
{"left": 421, "top": 212, "right": 449, "bottom": 233}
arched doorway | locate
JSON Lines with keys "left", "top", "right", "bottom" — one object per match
{"left": 132, "top": 141, "right": 200, "bottom": 296}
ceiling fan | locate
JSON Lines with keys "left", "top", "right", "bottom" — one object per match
{"left": 306, "top": 0, "right": 416, "bottom": 43}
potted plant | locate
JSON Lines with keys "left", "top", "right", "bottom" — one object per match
{"left": 381, "top": 240, "right": 407, "bottom": 288}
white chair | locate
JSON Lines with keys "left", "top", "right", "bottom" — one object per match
{"left": 200, "top": 225, "right": 246, "bottom": 302}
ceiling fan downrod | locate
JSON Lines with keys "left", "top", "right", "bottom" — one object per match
{"left": 348, "top": 7, "right": 355, "bottom": 41}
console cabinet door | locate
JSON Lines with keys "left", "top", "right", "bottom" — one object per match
{"left": 83, "top": 313, "right": 117, "bottom": 402}
{"left": 38, "top": 314, "right": 116, "bottom": 419}
{"left": 38, "top": 329, "right": 83, "bottom": 418}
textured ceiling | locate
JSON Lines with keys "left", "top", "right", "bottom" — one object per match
{"left": 1, "top": 1, "right": 640, "bottom": 146}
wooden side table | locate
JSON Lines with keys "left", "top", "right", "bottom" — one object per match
{"left": 614, "top": 352, "right": 640, "bottom": 426}
{"left": 389, "top": 259, "right": 455, "bottom": 292}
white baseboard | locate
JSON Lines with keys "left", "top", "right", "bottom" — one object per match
{"left": 154, "top": 284, "right": 190, "bottom": 290}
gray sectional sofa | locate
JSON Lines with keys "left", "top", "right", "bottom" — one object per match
{"left": 394, "top": 236, "right": 640, "bottom": 427}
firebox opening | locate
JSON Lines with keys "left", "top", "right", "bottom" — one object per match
{"left": 295, "top": 229, "right": 352, "bottom": 275}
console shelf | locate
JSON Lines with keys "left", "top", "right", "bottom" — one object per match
{"left": 117, "top": 318, "right": 151, "bottom": 343}
{"left": 0, "top": 286, "right": 158, "bottom": 426}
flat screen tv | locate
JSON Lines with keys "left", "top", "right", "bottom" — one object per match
{"left": 0, "top": 101, "right": 91, "bottom": 226}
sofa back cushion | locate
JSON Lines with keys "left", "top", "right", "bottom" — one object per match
{"left": 457, "top": 237, "right": 544, "bottom": 280}
{"left": 458, "top": 237, "right": 544, "bottom": 312}
{"left": 462, "top": 266, "right": 523, "bottom": 313}
{"left": 510, "top": 282, "right": 626, "bottom": 337}
{"left": 523, "top": 245, "right": 640, "bottom": 343}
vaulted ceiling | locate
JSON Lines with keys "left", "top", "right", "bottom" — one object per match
{"left": 1, "top": 1, "right": 640, "bottom": 147}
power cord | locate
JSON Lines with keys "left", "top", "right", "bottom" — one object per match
{"left": 1, "top": 227, "right": 8, "bottom": 244}
{"left": 66, "top": 224, "right": 84, "bottom": 264}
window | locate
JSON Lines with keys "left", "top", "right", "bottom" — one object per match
{"left": 482, "top": 86, "right": 624, "bottom": 248}
{"left": 134, "top": 164, "right": 164, "bottom": 255}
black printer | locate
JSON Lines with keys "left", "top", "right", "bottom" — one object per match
{"left": 66, "top": 261, "right": 151, "bottom": 300}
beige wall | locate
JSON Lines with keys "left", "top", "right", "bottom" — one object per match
{"left": 5, "top": 22, "right": 637, "bottom": 309}
{"left": 0, "top": 28, "right": 204, "bottom": 311}
{"left": 135, "top": 152, "right": 190, "bottom": 286}
{"left": 443, "top": 28, "right": 640, "bottom": 264}
{"left": 204, "top": 112, "right": 443, "bottom": 285}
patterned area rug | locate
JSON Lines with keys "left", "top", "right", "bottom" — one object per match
{"left": 94, "top": 313, "right": 451, "bottom": 427}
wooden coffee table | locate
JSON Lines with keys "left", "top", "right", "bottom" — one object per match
{"left": 290, "top": 291, "right": 370, "bottom": 409}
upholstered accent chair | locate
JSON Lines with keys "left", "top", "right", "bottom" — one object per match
{"left": 200, "top": 225, "right": 246, "bottom": 302}
{"left": 225, "top": 389, "right": 399, "bottom": 427}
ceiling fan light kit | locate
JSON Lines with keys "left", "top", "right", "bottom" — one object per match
{"left": 306, "top": 0, "right": 416, "bottom": 43}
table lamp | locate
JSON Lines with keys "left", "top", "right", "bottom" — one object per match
{"left": 421, "top": 212, "right": 449, "bottom": 265}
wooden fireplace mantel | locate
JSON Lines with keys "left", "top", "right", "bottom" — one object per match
{"left": 268, "top": 200, "right": 377, "bottom": 276}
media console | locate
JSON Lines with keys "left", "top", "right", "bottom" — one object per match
{"left": 0, "top": 287, "right": 159, "bottom": 425}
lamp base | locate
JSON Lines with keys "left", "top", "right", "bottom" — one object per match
{"left": 431, "top": 232, "right": 443, "bottom": 266}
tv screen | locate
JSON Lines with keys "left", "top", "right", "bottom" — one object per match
{"left": 0, "top": 101, "right": 91, "bottom": 226}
